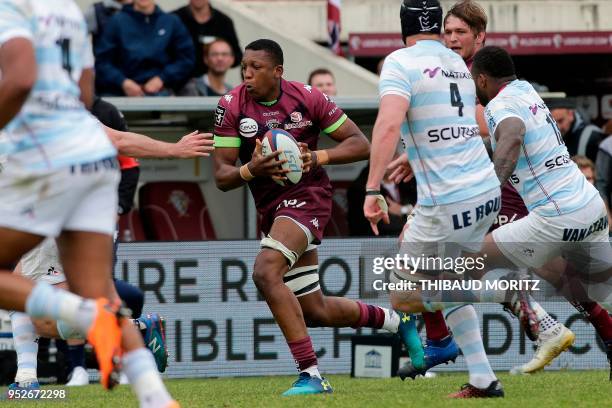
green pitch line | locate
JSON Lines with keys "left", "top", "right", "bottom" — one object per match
{"left": 8, "top": 371, "right": 610, "bottom": 407}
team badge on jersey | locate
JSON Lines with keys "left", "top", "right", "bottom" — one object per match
{"left": 169, "top": 190, "right": 190, "bottom": 217}
{"left": 290, "top": 112, "right": 303, "bottom": 123}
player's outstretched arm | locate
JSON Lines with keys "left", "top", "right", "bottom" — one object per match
{"left": 105, "top": 126, "right": 214, "bottom": 159}
{"left": 492, "top": 117, "right": 526, "bottom": 184}
{"left": 0, "top": 38, "right": 36, "bottom": 129}
{"left": 214, "top": 140, "right": 288, "bottom": 191}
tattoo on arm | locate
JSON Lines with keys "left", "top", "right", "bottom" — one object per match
{"left": 482, "top": 136, "right": 493, "bottom": 159}
{"left": 492, "top": 118, "right": 526, "bottom": 185}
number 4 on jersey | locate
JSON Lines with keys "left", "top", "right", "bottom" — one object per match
{"left": 450, "top": 83, "right": 464, "bottom": 117}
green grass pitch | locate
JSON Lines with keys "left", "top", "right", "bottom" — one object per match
{"left": 7, "top": 371, "right": 611, "bottom": 407}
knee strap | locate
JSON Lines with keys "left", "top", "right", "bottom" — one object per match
{"left": 261, "top": 235, "right": 299, "bottom": 268}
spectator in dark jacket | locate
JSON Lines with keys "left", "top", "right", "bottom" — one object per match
{"left": 84, "top": 0, "right": 132, "bottom": 49}
{"left": 547, "top": 98, "right": 607, "bottom": 163}
{"left": 173, "top": 0, "right": 241, "bottom": 77}
{"left": 95, "top": 0, "right": 195, "bottom": 96}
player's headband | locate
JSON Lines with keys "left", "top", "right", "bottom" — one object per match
{"left": 400, "top": 0, "right": 443, "bottom": 43}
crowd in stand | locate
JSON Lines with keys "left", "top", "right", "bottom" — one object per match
{"left": 85, "top": 1, "right": 612, "bottom": 238}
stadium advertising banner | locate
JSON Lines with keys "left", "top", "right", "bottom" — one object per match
{"left": 115, "top": 239, "right": 608, "bottom": 379}
{"left": 348, "top": 31, "right": 612, "bottom": 57}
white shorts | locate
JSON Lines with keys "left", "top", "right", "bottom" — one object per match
{"left": 20, "top": 237, "right": 66, "bottom": 285}
{"left": 493, "top": 195, "right": 612, "bottom": 270}
{"left": 0, "top": 158, "right": 120, "bottom": 237}
{"left": 399, "top": 187, "right": 501, "bottom": 265}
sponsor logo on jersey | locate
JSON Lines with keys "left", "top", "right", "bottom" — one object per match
{"left": 310, "top": 218, "right": 320, "bottom": 230}
{"left": 423, "top": 67, "right": 471, "bottom": 79}
{"left": 284, "top": 120, "right": 313, "bottom": 130}
{"left": 262, "top": 110, "right": 280, "bottom": 117}
{"left": 544, "top": 153, "right": 571, "bottom": 170}
{"left": 215, "top": 106, "right": 226, "bottom": 127}
{"left": 303, "top": 85, "right": 312, "bottom": 93}
{"left": 529, "top": 102, "right": 546, "bottom": 115}
{"left": 223, "top": 94, "right": 233, "bottom": 103}
{"left": 239, "top": 118, "right": 258, "bottom": 137}
{"left": 427, "top": 125, "right": 479, "bottom": 143}
{"left": 290, "top": 112, "right": 303, "bottom": 122}
{"left": 328, "top": 106, "right": 339, "bottom": 117}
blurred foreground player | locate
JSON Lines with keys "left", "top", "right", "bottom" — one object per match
{"left": 0, "top": 1, "right": 196, "bottom": 405}
{"left": 214, "top": 39, "right": 401, "bottom": 395}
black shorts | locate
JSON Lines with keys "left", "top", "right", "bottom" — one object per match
{"left": 117, "top": 166, "right": 140, "bottom": 215}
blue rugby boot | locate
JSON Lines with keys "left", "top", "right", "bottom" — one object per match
{"left": 282, "top": 373, "right": 333, "bottom": 396}
{"left": 7, "top": 381, "right": 40, "bottom": 399}
{"left": 398, "top": 335, "right": 460, "bottom": 380}
{"left": 396, "top": 312, "right": 425, "bottom": 370}
{"left": 139, "top": 313, "right": 168, "bottom": 373}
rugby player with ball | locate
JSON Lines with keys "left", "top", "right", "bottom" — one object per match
{"left": 213, "top": 39, "right": 402, "bottom": 396}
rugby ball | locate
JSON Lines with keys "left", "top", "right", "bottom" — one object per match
{"left": 261, "top": 129, "right": 303, "bottom": 186}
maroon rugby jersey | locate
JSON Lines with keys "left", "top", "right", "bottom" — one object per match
{"left": 213, "top": 79, "right": 347, "bottom": 211}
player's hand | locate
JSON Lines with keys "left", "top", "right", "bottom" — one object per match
{"left": 248, "top": 139, "right": 289, "bottom": 181}
{"left": 363, "top": 194, "right": 390, "bottom": 236}
{"left": 143, "top": 76, "right": 164, "bottom": 94}
{"left": 122, "top": 79, "right": 145, "bottom": 97}
{"left": 298, "top": 142, "right": 315, "bottom": 172}
{"left": 171, "top": 131, "right": 215, "bottom": 158}
{"left": 388, "top": 154, "right": 413, "bottom": 184}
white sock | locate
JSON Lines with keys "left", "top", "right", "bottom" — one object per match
{"left": 123, "top": 348, "right": 172, "bottom": 408}
{"left": 530, "top": 297, "right": 560, "bottom": 334}
{"left": 301, "top": 364, "right": 321, "bottom": 379}
{"left": 381, "top": 308, "right": 400, "bottom": 333}
{"left": 10, "top": 311, "right": 38, "bottom": 385}
{"left": 446, "top": 305, "right": 497, "bottom": 389}
{"left": 25, "top": 282, "right": 95, "bottom": 336}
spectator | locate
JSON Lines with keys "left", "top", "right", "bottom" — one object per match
{"left": 347, "top": 163, "right": 417, "bottom": 237}
{"left": 179, "top": 38, "right": 234, "bottom": 96}
{"left": 174, "top": 1, "right": 242, "bottom": 77}
{"left": 307, "top": 68, "right": 337, "bottom": 97}
{"left": 547, "top": 98, "right": 607, "bottom": 162}
{"left": 572, "top": 153, "right": 612, "bottom": 232}
{"left": 84, "top": 0, "right": 132, "bottom": 49}
{"left": 572, "top": 155, "right": 596, "bottom": 185}
{"left": 95, "top": 0, "right": 195, "bottom": 96}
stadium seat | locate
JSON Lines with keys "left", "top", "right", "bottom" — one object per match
{"left": 117, "top": 209, "right": 147, "bottom": 242}
{"left": 139, "top": 182, "right": 216, "bottom": 241}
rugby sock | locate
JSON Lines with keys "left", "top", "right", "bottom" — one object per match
{"left": 571, "top": 301, "right": 612, "bottom": 342}
{"left": 530, "top": 299, "right": 560, "bottom": 333}
{"left": 25, "top": 282, "right": 95, "bottom": 336}
{"left": 351, "top": 301, "right": 387, "bottom": 329}
{"left": 445, "top": 305, "right": 496, "bottom": 389}
{"left": 288, "top": 336, "right": 320, "bottom": 378}
{"left": 422, "top": 311, "right": 450, "bottom": 341}
{"left": 123, "top": 348, "right": 172, "bottom": 408}
{"left": 10, "top": 311, "right": 38, "bottom": 385}
{"left": 68, "top": 344, "right": 86, "bottom": 370}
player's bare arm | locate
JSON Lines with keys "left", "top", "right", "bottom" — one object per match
{"left": 364, "top": 94, "right": 410, "bottom": 234}
{"left": 214, "top": 141, "right": 287, "bottom": 191}
{"left": 492, "top": 117, "right": 526, "bottom": 184}
{"left": 482, "top": 135, "right": 493, "bottom": 158}
{"left": 105, "top": 125, "right": 214, "bottom": 159}
{"left": 0, "top": 38, "right": 36, "bottom": 129}
{"left": 79, "top": 68, "right": 96, "bottom": 110}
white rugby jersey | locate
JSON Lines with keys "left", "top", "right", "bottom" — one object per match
{"left": 380, "top": 40, "right": 498, "bottom": 206}
{"left": 0, "top": 0, "right": 115, "bottom": 170}
{"left": 485, "top": 80, "right": 599, "bottom": 217}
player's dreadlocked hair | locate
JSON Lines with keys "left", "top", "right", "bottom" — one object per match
{"left": 472, "top": 46, "right": 516, "bottom": 79}
{"left": 245, "top": 39, "right": 284, "bottom": 66}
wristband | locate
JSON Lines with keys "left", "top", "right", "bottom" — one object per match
{"left": 314, "top": 149, "right": 329, "bottom": 165}
{"left": 365, "top": 190, "right": 382, "bottom": 196}
{"left": 239, "top": 163, "right": 254, "bottom": 181}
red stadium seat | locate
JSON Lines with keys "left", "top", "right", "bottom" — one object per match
{"left": 117, "top": 209, "right": 147, "bottom": 242}
{"left": 139, "top": 182, "right": 216, "bottom": 241}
